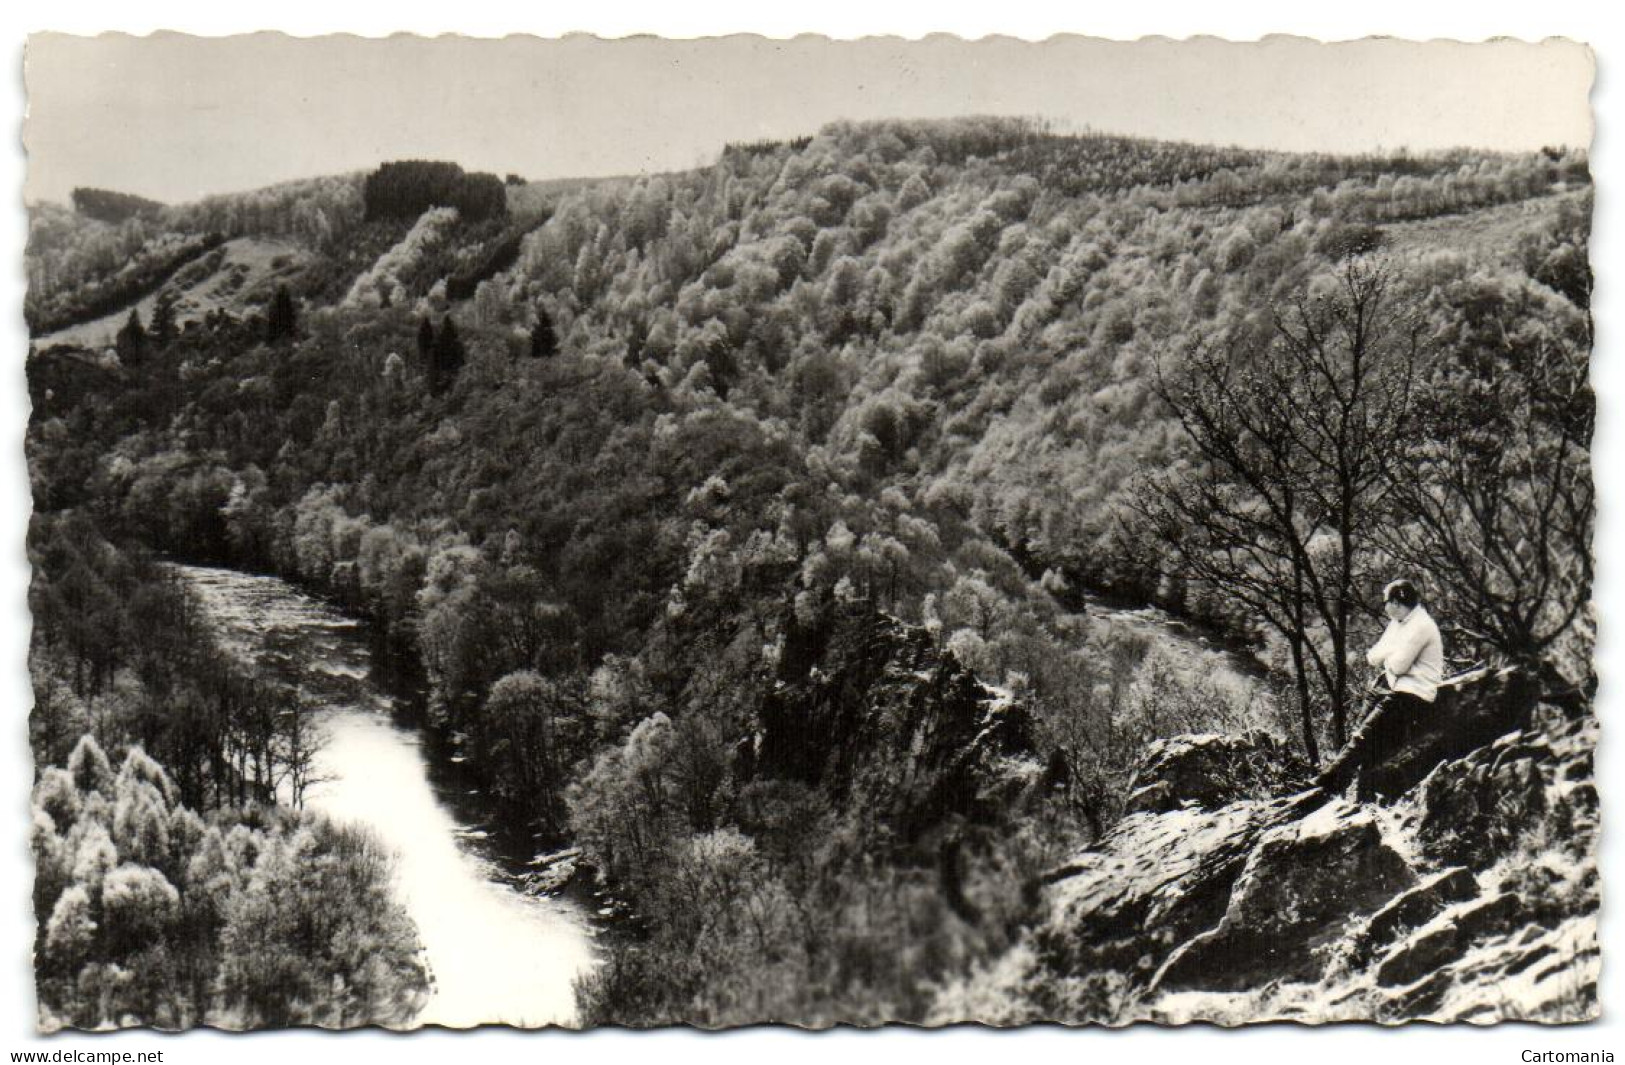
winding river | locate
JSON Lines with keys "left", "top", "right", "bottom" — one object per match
{"left": 175, "top": 564, "right": 598, "bottom": 1029}
{"left": 170, "top": 561, "right": 1260, "bottom": 1029}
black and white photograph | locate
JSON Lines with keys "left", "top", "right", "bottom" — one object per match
{"left": 11, "top": 18, "right": 1605, "bottom": 1043}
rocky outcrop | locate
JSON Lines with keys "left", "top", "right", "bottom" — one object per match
{"left": 1318, "top": 666, "right": 1541, "bottom": 801}
{"left": 1035, "top": 791, "right": 1323, "bottom": 983}
{"left": 1125, "top": 731, "right": 1312, "bottom": 815}
{"left": 740, "top": 603, "right": 1039, "bottom": 841}
{"left": 991, "top": 674, "right": 1598, "bottom": 1025}
{"left": 1413, "top": 719, "right": 1596, "bottom": 867}
{"left": 1373, "top": 891, "right": 1523, "bottom": 988}
{"left": 1374, "top": 908, "right": 1598, "bottom": 1023}
{"left": 1152, "top": 802, "right": 1415, "bottom": 992}
{"left": 1348, "top": 866, "right": 1479, "bottom": 969}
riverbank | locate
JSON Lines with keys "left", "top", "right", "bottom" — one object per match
{"left": 27, "top": 518, "right": 430, "bottom": 1029}
{"left": 175, "top": 564, "right": 599, "bottom": 1028}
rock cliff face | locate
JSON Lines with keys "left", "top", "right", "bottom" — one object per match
{"left": 739, "top": 603, "right": 1040, "bottom": 843}
{"left": 941, "top": 671, "right": 1598, "bottom": 1024}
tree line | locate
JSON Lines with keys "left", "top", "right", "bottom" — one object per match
{"left": 71, "top": 187, "right": 165, "bottom": 224}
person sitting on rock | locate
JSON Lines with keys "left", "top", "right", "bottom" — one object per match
{"left": 1367, "top": 579, "right": 1445, "bottom": 703}
{"left": 1353, "top": 578, "right": 1445, "bottom": 801}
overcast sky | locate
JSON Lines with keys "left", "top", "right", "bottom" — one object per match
{"left": 23, "top": 32, "right": 1594, "bottom": 205}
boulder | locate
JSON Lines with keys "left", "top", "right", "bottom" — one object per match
{"left": 520, "top": 847, "right": 587, "bottom": 896}
{"left": 1151, "top": 801, "right": 1416, "bottom": 992}
{"left": 1124, "top": 731, "right": 1312, "bottom": 815}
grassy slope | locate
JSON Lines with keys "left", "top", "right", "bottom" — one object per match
{"left": 35, "top": 237, "right": 311, "bottom": 351}
{"left": 1378, "top": 187, "right": 1587, "bottom": 259}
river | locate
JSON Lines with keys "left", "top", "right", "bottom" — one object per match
{"left": 175, "top": 564, "right": 598, "bottom": 1029}
{"left": 1074, "top": 591, "right": 1264, "bottom": 690}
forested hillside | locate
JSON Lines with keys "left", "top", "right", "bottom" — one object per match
{"left": 27, "top": 117, "right": 1593, "bottom": 1024}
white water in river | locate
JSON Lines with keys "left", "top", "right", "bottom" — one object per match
{"left": 176, "top": 564, "right": 598, "bottom": 1029}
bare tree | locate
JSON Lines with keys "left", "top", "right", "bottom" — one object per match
{"left": 1133, "top": 261, "right": 1421, "bottom": 763}
{"left": 1374, "top": 289, "right": 1593, "bottom": 686}
{"left": 275, "top": 694, "right": 327, "bottom": 808}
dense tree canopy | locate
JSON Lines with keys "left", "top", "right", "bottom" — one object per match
{"left": 71, "top": 187, "right": 164, "bottom": 224}
{"left": 362, "top": 160, "right": 509, "bottom": 223}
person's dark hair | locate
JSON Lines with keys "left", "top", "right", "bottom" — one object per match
{"left": 1383, "top": 579, "right": 1420, "bottom": 608}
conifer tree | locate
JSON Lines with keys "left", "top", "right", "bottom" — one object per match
{"left": 115, "top": 309, "right": 148, "bottom": 367}
{"left": 430, "top": 315, "right": 466, "bottom": 395}
{"left": 151, "top": 291, "right": 179, "bottom": 349}
{"left": 416, "top": 317, "right": 436, "bottom": 370}
{"left": 266, "top": 285, "right": 298, "bottom": 344}
{"left": 529, "top": 306, "right": 558, "bottom": 359}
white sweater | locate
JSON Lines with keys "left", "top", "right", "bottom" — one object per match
{"left": 1365, "top": 605, "right": 1445, "bottom": 702}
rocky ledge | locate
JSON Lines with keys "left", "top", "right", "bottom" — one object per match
{"left": 943, "top": 670, "right": 1598, "bottom": 1024}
